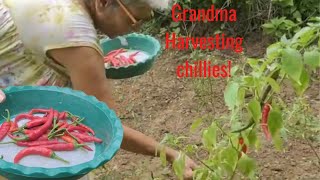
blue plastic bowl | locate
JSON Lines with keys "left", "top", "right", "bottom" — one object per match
{"left": 0, "top": 86, "right": 123, "bottom": 180}
{"left": 100, "top": 33, "right": 161, "bottom": 79}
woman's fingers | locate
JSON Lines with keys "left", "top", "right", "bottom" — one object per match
{"left": 0, "top": 89, "right": 6, "bottom": 103}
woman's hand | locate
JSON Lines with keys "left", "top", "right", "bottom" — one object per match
{"left": 167, "top": 149, "right": 198, "bottom": 179}
{"left": 183, "top": 156, "right": 198, "bottom": 179}
{"left": 0, "top": 89, "right": 6, "bottom": 103}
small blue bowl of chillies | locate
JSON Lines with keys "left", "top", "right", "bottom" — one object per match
{"left": 100, "top": 33, "right": 162, "bottom": 79}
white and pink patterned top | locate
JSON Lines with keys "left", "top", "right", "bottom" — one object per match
{"left": 0, "top": 0, "right": 103, "bottom": 88}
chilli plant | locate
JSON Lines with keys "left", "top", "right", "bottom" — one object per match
{"left": 158, "top": 17, "right": 320, "bottom": 180}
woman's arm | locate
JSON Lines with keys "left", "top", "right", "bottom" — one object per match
{"left": 48, "top": 47, "right": 181, "bottom": 162}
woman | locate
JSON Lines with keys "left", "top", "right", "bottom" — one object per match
{"left": 0, "top": 0, "right": 197, "bottom": 179}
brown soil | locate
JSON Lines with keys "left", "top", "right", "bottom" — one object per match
{"left": 92, "top": 36, "right": 320, "bottom": 180}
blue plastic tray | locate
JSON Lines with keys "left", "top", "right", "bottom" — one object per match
{"left": 0, "top": 86, "right": 123, "bottom": 180}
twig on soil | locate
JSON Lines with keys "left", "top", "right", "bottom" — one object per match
{"left": 267, "top": 0, "right": 273, "bottom": 20}
{"left": 306, "top": 138, "right": 320, "bottom": 169}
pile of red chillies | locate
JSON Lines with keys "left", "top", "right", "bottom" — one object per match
{"left": 104, "top": 48, "right": 139, "bottom": 67}
{"left": 0, "top": 108, "right": 102, "bottom": 164}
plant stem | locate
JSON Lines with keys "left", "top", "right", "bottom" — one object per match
{"left": 306, "top": 136, "right": 320, "bottom": 168}
{"left": 231, "top": 120, "right": 254, "bottom": 133}
{"left": 261, "top": 69, "right": 280, "bottom": 105}
{"left": 195, "top": 153, "right": 215, "bottom": 173}
{"left": 229, "top": 158, "right": 240, "bottom": 180}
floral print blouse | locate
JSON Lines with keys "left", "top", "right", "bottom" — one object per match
{"left": 0, "top": 0, "right": 104, "bottom": 88}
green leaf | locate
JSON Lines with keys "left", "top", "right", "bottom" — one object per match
{"left": 268, "top": 109, "right": 283, "bottom": 150}
{"left": 160, "top": 146, "right": 167, "bottom": 166}
{"left": 243, "top": 76, "right": 254, "bottom": 86}
{"left": 224, "top": 82, "right": 239, "bottom": 110}
{"left": 262, "top": 23, "right": 275, "bottom": 34}
{"left": 262, "top": 23, "right": 274, "bottom": 29}
{"left": 220, "top": 147, "right": 238, "bottom": 173}
{"left": 281, "top": 48, "right": 303, "bottom": 85}
{"left": 248, "top": 129, "right": 260, "bottom": 149}
{"left": 268, "top": 110, "right": 283, "bottom": 137}
{"left": 190, "top": 118, "right": 203, "bottom": 133}
{"left": 202, "top": 123, "right": 217, "bottom": 149}
{"left": 273, "top": 134, "right": 283, "bottom": 150}
{"left": 237, "top": 88, "right": 246, "bottom": 106}
{"left": 280, "top": 35, "right": 290, "bottom": 45}
{"left": 231, "top": 65, "right": 239, "bottom": 76}
{"left": 293, "top": 11, "right": 302, "bottom": 22}
{"left": 195, "top": 169, "right": 209, "bottom": 180}
{"left": 238, "top": 155, "right": 256, "bottom": 177}
{"left": 174, "top": 27, "right": 181, "bottom": 34}
{"left": 248, "top": 99, "right": 261, "bottom": 123}
{"left": 173, "top": 152, "right": 186, "bottom": 180}
{"left": 291, "top": 27, "right": 316, "bottom": 47}
{"left": 283, "top": 0, "right": 293, "bottom": 6}
{"left": 291, "top": 68, "right": 310, "bottom": 96}
{"left": 267, "top": 42, "right": 282, "bottom": 59}
{"left": 304, "top": 49, "right": 320, "bottom": 69}
{"left": 184, "top": 144, "right": 197, "bottom": 154}
{"left": 247, "top": 58, "right": 259, "bottom": 70}
{"left": 170, "top": 21, "right": 180, "bottom": 28}
{"left": 266, "top": 77, "right": 281, "bottom": 93}
{"left": 219, "top": 146, "right": 238, "bottom": 176}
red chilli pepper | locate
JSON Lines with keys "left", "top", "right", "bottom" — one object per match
{"left": 71, "top": 117, "right": 95, "bottom": 135}
{"left": 120, "top": 55, "right": 130, "bottom": 65}
{"left": 128, "top": 52, "right": 139, "bottom": 64}
{"left": 14, "top": 114, "right": 40, "bottom": 123}
{"left": 58, "top": 112, "right": 68, "bottom": 120}
{"left": 13, "top": 109, "right": 54, "bottom": 141}
{"left": 20, "top": 118, "right": 46, "bottom": 129}
{"left": 238, "top": 137, "right": 248, "bottom": 158}
{"left": 9, "top": 123, "right": 18, "bottom": 133}
{"left": 37, "top": 133, "right": 50, "bottom": 141}
{"left": 28, "top": 108, "right": 50, "bottom": 115}
{"left": 129, "top": 51, "right": 139, "bottom": 59}
{"left": 16, "top": 140, "right": 61, "bottom": 147}
{"left": 127, "top": 58, "right": 135, "bottom": 64}
{"left": 67, "top": 125, "right": 88, "bottom": 134}
{"left": 107, "top": 48, "right": 126, "bottom": 59}
{"left": 78, "top": 124, "right": 95, "bottom": 135}
{"left": 18, "top": 126, "right": 42, "bottom": 134}
{"left": 14, "top": 147, "right": 69, "bottom": 164}
{"left": 56, "top": 122, "right": 69, "bottom": 132}
{"left": 111, "top": 59, "right": 118, "bottom": 67}
{"left": 39, "top": 143, "right": 85, "bottom": 151}
{"left": 60, "top": 134, "right": 92, "bottom": 151}
{"left": 70, "top": 132, "right": 102, "bottom": 143}
{"left": 261, "top": 104, "right": 272, "bottom": 141}
{"left": 7, "top": 132, "right": 20, "bottom": 140}
{"left": 60, "top": 134, "right": 75, "bottom": 143}
{"left": 0, "top": 109, "right": 11, "bottom": 141}
{"left": 104, "top": 56, "right": 113, "bottom": 63}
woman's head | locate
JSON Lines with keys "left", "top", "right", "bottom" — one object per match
{"left": 84, "top": 0, "right": 153, "bottom": 38}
